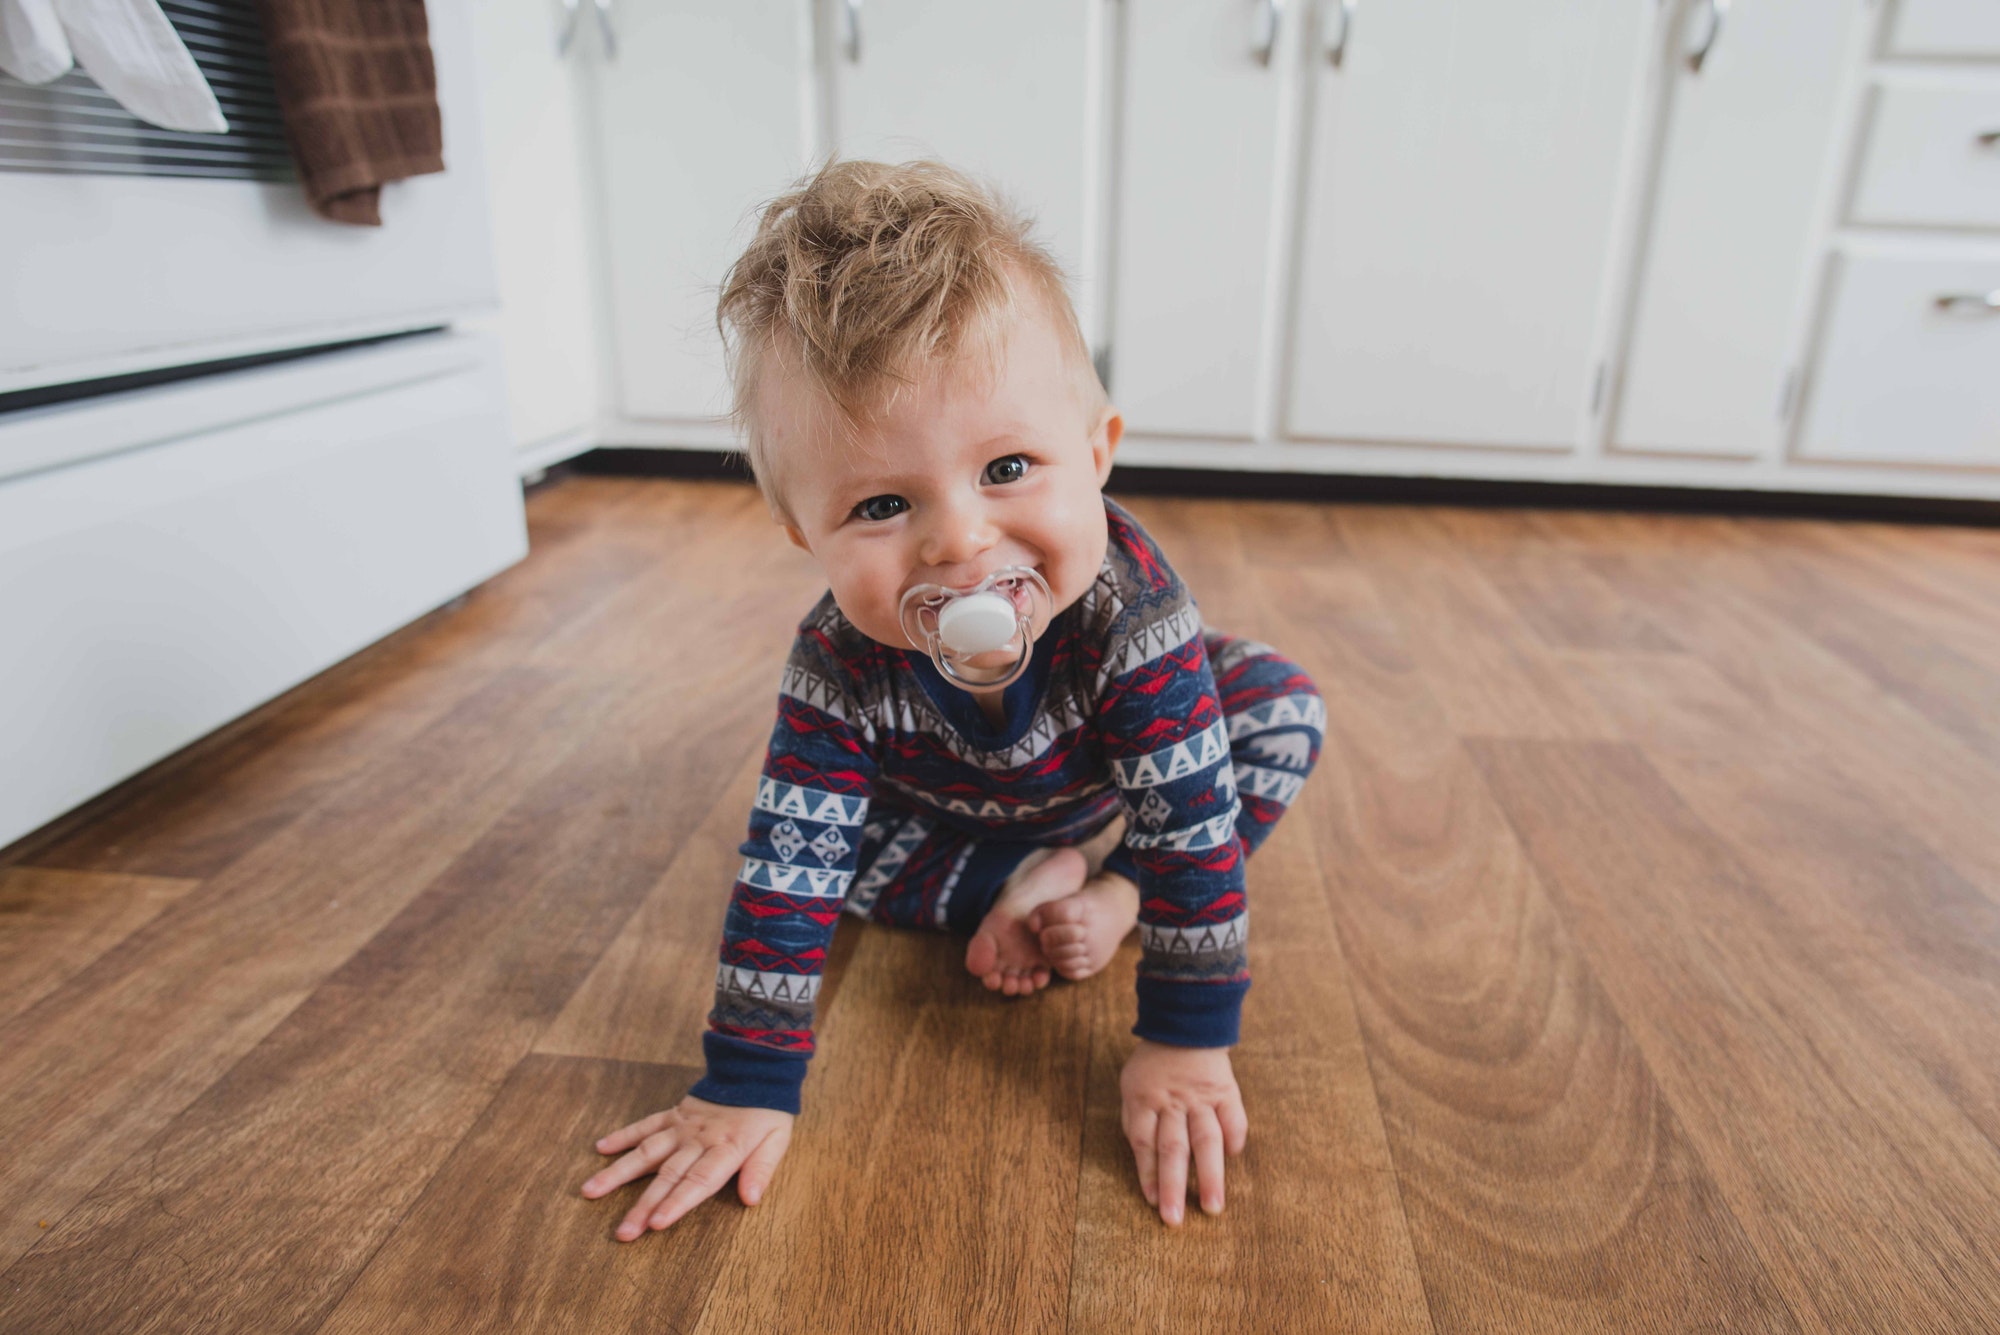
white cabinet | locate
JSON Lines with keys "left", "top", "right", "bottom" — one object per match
{"left": 1886, "top": 0, "right": 2000, "bottom": 59}
{"left": 1612, "top": 0, "right": 1861, "bottom": 459}
{"left": 593, "top": 3, "right": 815, "bottom": 427}
{"left": 466, "top": 0, "right": 604, "bottom": 465}
{"left": 1285, "top": 0, "right": 1651, "bottom": 451}
{"left": 823, "top": 0, "right": 1096, "bottom": 328}
{"left": 1795, "top": 244, "right": 2000, "bottom": 468}
{"left": 1849, "top": 77, "right": 2000, "bottom": 230}
{"left": 1109, "top": 0, "right": 1293, "bottom": 440}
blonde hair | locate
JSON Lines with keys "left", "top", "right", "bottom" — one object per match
{"left": 715, "top": 158, "right": 1100, "bottom": 513}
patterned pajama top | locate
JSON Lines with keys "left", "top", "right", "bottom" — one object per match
{"left": 690, "top": 498, "right": 1324, "bottom": 1113}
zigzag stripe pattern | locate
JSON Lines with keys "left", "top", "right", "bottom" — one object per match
{"left": 1225, "top": 693, "right": 1327, "bottom": 742}
{"left": 755, "top": 777, "right": 868, "bottom": 826}
{"left": 844, "top": 810, "right": 930, "bottom": 917}
{"left": 1139, "top": 912, "right": 1248, "bottom": 957}
{"left": 1234, "top": 762, "right": 1305, "bottom": 807}
{"left": 737, "top": 855, "right": 853, "bottom": 898}
{"left": 1110, "top": 719, "right": 1231, "bottom": 788}
{"left": 717, "top": 964, "right": 822, "bottom": 1004}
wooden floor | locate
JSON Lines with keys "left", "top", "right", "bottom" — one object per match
{"left": 5, "top": 477, "right": 2000, "bottom": 1332}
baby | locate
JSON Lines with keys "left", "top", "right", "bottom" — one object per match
{"left": 580, "top": 159, "right": 1323, "bottom": 1237}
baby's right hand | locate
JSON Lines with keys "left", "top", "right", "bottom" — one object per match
{"left": 580, "top": 1094, "right": 794, "bottom": 1241}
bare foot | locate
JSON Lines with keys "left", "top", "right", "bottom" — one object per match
{"left": 1027, "top": 871, "right": 1140, "bottom": 981}
{"left": 965, "top": 848, "right": 1088, "bottom": 997}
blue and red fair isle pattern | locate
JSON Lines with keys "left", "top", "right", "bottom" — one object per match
{"left": 689, "top": 499, "right": 1324, "bottom": 1113}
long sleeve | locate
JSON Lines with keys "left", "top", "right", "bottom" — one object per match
{"left": 1094, "top": 584, "right": 1249, "bottom": 1050}
{"left": 688, "top": 623, "right": 878, "bottom": 1114}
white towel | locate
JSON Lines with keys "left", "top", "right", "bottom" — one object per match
{"left": 0, "top": 0, "right": 74, "bottom": 84}
{"left": 54, "top": 0, "right": 227, "bottom": 132}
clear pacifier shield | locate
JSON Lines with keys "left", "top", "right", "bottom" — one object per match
{"left": 897, "top": 566, "right": 1052, "bottom": 690}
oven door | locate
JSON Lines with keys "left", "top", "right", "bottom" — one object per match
{"left": 0, "top": 0, "right": 498, "bottom": 394}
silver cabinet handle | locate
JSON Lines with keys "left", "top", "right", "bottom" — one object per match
{"left": 1686, "top": 0, "right": 1728, "bottom": 73}
{"left": 1251, "top": 0, "right": 1283, "bottom": 67}
{"left": 1934, "top": 290, "right": 2000, "bottom": 313}
{"left": 843, "top": 0, "right": 862, "bottom": 64}
{"left": 557, "top": 0, "right": 581, "bottom": 56}
{"left": 1978, "top": 130, "right": 2000, "bottom": 148}
{"left": 592, "top": 0, "right": 616, "bottom": 61}
{"left": 1325, "top": 0, "right": 1354, "bottom": 68}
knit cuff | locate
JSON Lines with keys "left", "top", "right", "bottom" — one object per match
{"left": 1132, "top": 976, "right": 1249, "bottom": 1048}
{"left": 687, "top": 1031, "right": 809, "bottom": 1115}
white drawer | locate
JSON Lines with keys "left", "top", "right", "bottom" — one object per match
{"left": 1850, "top": 81, "right": 2000, "bottom": 229}
{"left": 1796, "top": 246, "right": 2000, "bottom": 469}
{"left": 1888, "top": 0, "right": 2000, "bottom": 58}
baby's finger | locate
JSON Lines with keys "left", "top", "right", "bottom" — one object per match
{"left": 649, "top": 1144, "right": 744, "bottom": 1231}
{"left": 594, "top": 1110, "right": 670, "bottom": 1157}
{"left": 1155, "top": 1109, "right": 1190, "bottom": 1226}
{"left": 1219, "top": 1089, "right": 1249, "bottom": 1155}
{"left": 1190, "top": 1106, "right": 1227, "bottom": 1215}
{"left": 737, "top": 1125, "right": 792, "bottom": 1206}
{"left": 1125, "top": 1107, "right": 1159, "bottom": 1207}
{"left": 582, "top": 1128, "right": 681, "bottom": 1198}
{"left": 615, "top": 1171, "right": 679, "bottom": 1242}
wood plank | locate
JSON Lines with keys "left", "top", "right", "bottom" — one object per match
{"left": 1548, "top": 514, "right": 2000, "bottom": 901}
{"left": 316, "top": 1056, "right": 736, "bottom": 1335}
{"left": 1329, "top": 507, "right": 1623, "bottom": 740}
{"left": 1068, "top": 502, "right": 1434, "bottom": 1334}
{"left": 0, "top": 492, "right": 801, "bottom": 1275}
{"left": 1469, "top": 739, "right": 2000, "bottom": 1331}
{"left": 0, "top": 868, "right": 197, "bottom": 1024}
{"left": 0, "top": 667, "right": 583, "bottom": 1274}
{"left": 0, "top": 626, "right": 773, "bottom": 1332}
{"left": 690, "top": 925, "right": 1093, "bottom": 1335}
{"left": 1256, "top": 557, "right": 1794, "bottom": 1331}
{"left": 1560, "top": 648, "right": 2000, "bottom": 1156}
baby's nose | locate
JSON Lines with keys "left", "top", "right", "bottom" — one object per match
{"left": 920, "top": 509, "right": 999, "bottom": 571}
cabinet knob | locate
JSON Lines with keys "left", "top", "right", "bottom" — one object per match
{"left": 1977, "top": 130, "right": 2000, "bottom": 149}
{"left": 843, "top": 0, "right": 862, "bottom": 64}
{"left": 1251, "top": 0, "right": 1283, "bottom": 68}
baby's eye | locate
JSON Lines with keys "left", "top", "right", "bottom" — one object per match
{"left": 852, "top": 494, "right": 909, "bottom": 523}
{"left": 984, "top": 454, "right": 1029, "bottom": 486}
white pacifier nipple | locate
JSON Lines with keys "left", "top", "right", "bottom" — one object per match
{"left": 898, "top": 566, "right": 1053, "bottom": 691}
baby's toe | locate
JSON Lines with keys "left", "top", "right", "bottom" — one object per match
{"left": 1037, "top": 896, "right": 1090, "bottom": 927}
{"left": 1040, "top": 923, "right": 1088, "bottom": 950}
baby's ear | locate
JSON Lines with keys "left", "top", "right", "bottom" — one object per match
{"left": 782, "top": 521, "right": 813, "bottom": 553}
{"left": 1091, "top": 407, "right": 1124, "bottom": 486}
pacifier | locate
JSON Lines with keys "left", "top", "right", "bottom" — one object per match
{"left": 897, "top": 565, "right": 1053, "bottom": 690}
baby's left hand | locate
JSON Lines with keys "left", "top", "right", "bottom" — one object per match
{"left": 1119, "top": 1040, "right": 1248, "bottom": 1226}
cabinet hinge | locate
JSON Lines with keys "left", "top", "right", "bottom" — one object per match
{"left": 1093, "top": 345, "right": 1114, "bottom": 393}
{"left": 1590, "top": 361, "right": 1607, "bottom": 416}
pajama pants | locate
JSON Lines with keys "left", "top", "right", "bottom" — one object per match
{"left": 842, "top": 631, "right": 1324, "bottom": 936}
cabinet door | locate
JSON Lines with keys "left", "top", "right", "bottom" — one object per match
{"left": 467, "top": 0, "right": 604, "bottom": 455}
{"left": 1287, "top": 0, "right": 1651, "bottom": 450}
{"left": 1614, "top": 0, "right": 1859, "bottom": 458}
{"left": 1111, "top": 0, "right": 1292, "bottom": 439}
{"left": 594, "top": 3, "right": 812, "bottom": 423}
{"left": 827, "top": 0, "right": 1094, "bottom": 329}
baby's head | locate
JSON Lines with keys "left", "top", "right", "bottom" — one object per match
{"left": 716, "top": 158, "right": 1122, "bottom": 668}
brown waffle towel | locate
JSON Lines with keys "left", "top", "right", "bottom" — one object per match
{"left": 252, "top": 0, "right": 445, "bottom": 225}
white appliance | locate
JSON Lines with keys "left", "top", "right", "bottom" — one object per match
{"left": 0, "top": 0, "right": 527, "bottom": 852}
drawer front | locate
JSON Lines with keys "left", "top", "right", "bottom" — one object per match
{"left": 1851, "top": 82, "right": 2000, "bottom": 229}
{"left": 1889, "top": 0, "right": 2000, "bottom": 58}
{"left": 1796, "top": 249, "right": 2000, "bottom": 468}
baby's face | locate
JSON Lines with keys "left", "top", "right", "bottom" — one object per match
{"left": 765, "top": 300, "right": 1121, "bottom": 684}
